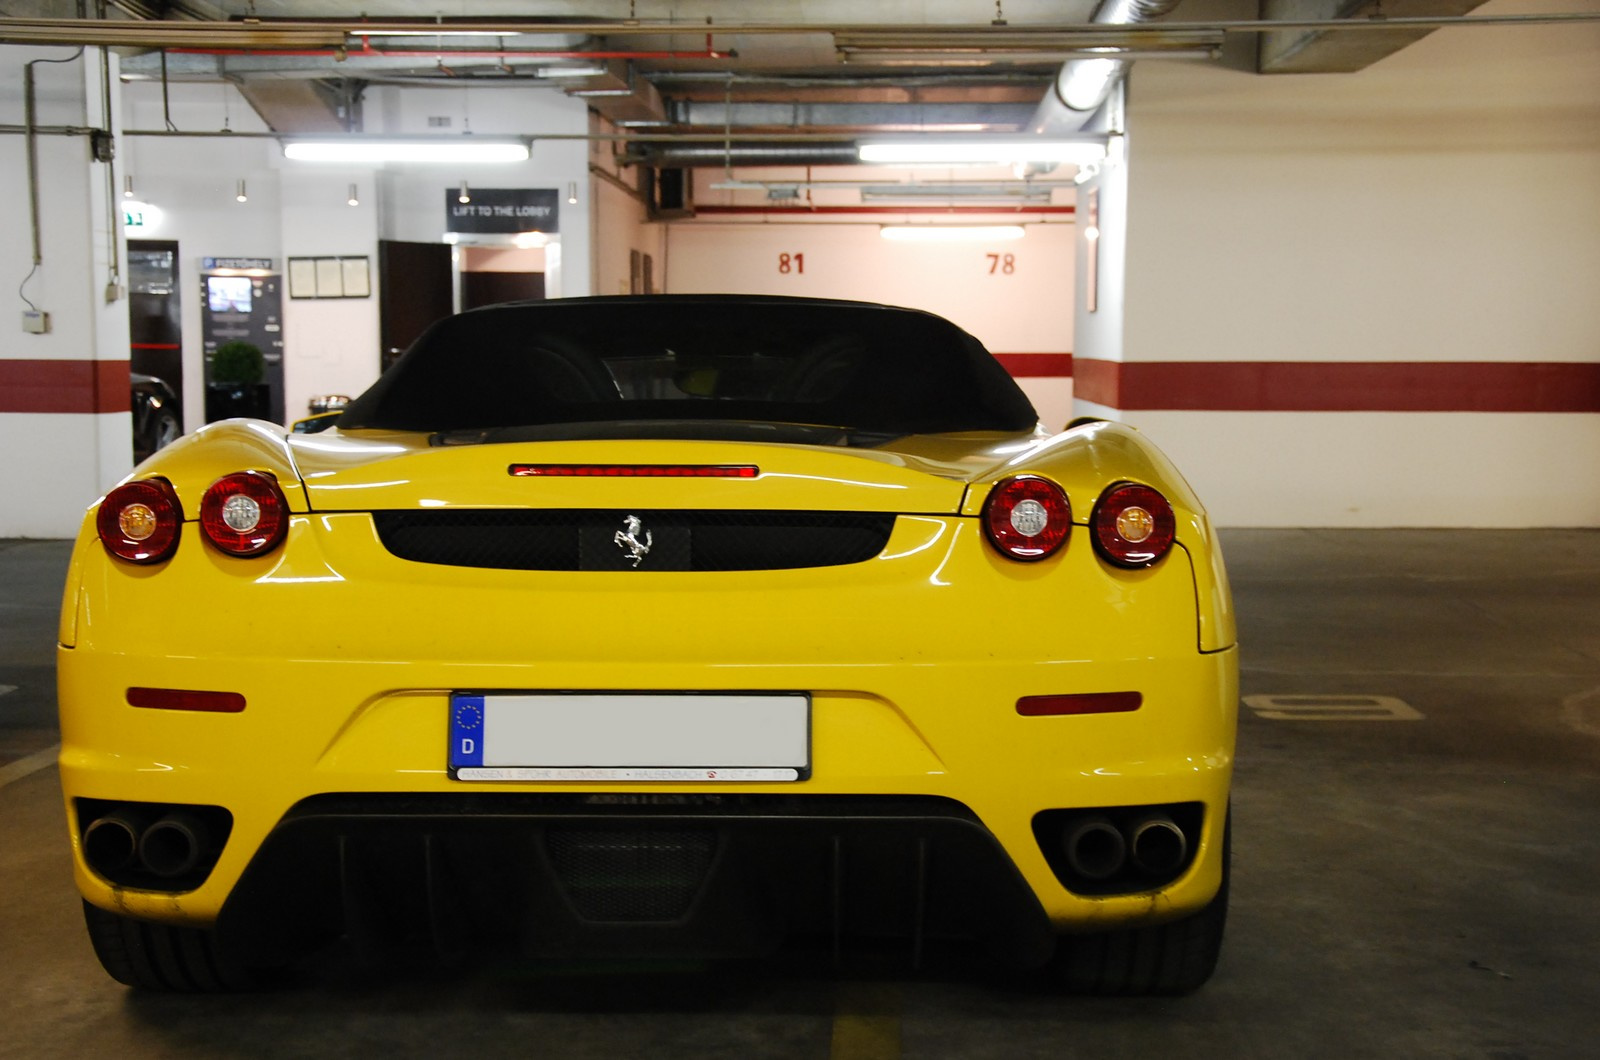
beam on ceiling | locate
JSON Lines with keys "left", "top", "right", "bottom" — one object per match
{"left": 7, "top": 12, "right": 1596, "bottom": 52}
{"left": 1259, "top": 0, "right": 1493, "bottom": 73}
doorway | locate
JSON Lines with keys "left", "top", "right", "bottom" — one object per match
{"left": 376, "top": 239, "right": 551, "bottom": 375}
{"left": 127, "top": 239, "right": 183, "bottom": 462}
{"left": 459, "top": 245, "right": 546, "bottom": 311}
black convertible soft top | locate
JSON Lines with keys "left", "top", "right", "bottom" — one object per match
{"left": 337, "top": 295, "right": 1038, "bottom": 442}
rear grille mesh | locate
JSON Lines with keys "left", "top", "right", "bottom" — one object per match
{"left": 546, "top": 829, "right": 716, "bottom": 922}
{"left": 372, "top": 509, "right": 896, "bottom": 572}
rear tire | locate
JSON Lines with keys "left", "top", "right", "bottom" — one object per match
{"left": 82, "top": 901, "right": 260, "bottom": 992}
{"left": 1052, "top": 812, "right": 1230, "bottom": 995}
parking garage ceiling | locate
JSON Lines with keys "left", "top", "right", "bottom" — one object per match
{"left": 7, "top": 1, "right": 1591, "bottom": 154}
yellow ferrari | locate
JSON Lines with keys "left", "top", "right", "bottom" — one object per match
{"left": 58, "top": 296, "right": 1237, "bottom": 993}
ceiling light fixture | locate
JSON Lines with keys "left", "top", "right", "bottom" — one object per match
{"left": 566, "top": 181, "right": 578, "bottom": 205}
{"left": 347, "top": 183, "right": 360, "bottom": 206}
{"left": 122, "top": 174, "right": 135, "bottom": 199}
{"left": 235, "top": 179, "right": 248, "bottom": 203}
{"left": 880, "top": 225, "right": 1026, "bottom": 243}
{"left": 347, "top": 29, "right": 532, "bottom": 38}
{"left": 283, "top": 138, "right": 529, "bottom": 164}
{"left": 858, "top": 139, "right": 1107, "bottom": 167}
{"left": 458, "top": 180, "right": 471, "bottom": 204}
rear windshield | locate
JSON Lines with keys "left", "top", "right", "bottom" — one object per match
{"left": 337, "top": 297, "right": 1037, "bottom": 442}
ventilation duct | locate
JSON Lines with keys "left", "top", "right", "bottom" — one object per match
{"left": 1028, "top": 0, "right": 1183, "bottom": 135}
{"left": 624, "top": 142, "right": 862, "bottom": 169}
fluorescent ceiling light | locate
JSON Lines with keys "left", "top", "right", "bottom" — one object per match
{"left": 283, "top": 139, "right": 529, "bottom": 163}
{"left": 858, "top": 140, "right": 1106, "bottom": 166}
{"left": 880, "top": 225, "right": 1026, "bottom": 243}
{"left": 348, "top": 29, "right": 531, "bottom": 37}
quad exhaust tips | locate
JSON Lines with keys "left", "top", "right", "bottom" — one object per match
{"left": 1051, "top": 806, "right": 1198, "bottom": 891}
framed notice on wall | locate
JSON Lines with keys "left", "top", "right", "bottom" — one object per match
{"left": 288, "top": 256, "right": 372, "bottom": 299}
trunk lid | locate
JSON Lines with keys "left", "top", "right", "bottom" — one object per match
{"left": 288, "top": 430, "right": 1036, "bottom": 514}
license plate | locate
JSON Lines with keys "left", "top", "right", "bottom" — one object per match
{"left": 448, "top": 692, "right": 810, "bottom": 781}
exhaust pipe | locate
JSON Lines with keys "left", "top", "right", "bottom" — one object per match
{"left": 1127, "top": 813, "right": 1188, "bottom": 877}
{"left": 138, "top": 810, "right": 210, "bottom": 878}
{"left": 83, "top": 808, "right": 151, "bottom": 876}
{"left": 1063, "top": 815, "right": 1127, "bottom": 881}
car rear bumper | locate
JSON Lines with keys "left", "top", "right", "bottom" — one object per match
{"left": 58, "top": 513, "right": 1238, "bottom": 943}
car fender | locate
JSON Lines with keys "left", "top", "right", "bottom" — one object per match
{"left": 961, "top": 420, "right": 1236, "bottom": 652}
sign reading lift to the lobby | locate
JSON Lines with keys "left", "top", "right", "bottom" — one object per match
{"left": 446, "top": 189, "right": 559, "bottom": 235}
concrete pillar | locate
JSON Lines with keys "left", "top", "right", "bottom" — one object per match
{"left": 0, "top": 47, "right": 132, "bottom": 538}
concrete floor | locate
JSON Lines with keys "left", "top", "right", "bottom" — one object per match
{"left": 2, "top": 530, "right": 1598, "bottom": 1059}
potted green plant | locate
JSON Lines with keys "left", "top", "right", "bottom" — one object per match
{"left": 204, "top": 340, "right": 270, "bottom": 422}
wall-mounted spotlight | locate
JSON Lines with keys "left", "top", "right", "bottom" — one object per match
{"left": 347, "top": 183, "right": 360, "bottom": 207}
{"left": 123, "top": 174, "right": 135, "bottom": 199}
{"left": 458, "top": 180, "right": 471, "bottom": 204}
{"left": 235, "top": 179, "right": 248, "bottom": 203}
{"left": 566, "top": 181, "right": 578, "bottom": 205}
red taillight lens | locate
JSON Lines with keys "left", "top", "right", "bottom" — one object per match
{"left": 983, "top": 475, "right": 1071, "bottom": 561}
{"left": 199, "top": 471, "right": 289, "bottom": 557}
{"left": 97, "top": 478, "right": 183, "bottom": 564}
{"left": 1092, "top": 483, "right": 1176, "bottom": 568}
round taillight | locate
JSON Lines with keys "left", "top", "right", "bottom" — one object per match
{"left": 983, "top": 475, "right": 1071, "bottom": 561}
{"left": 1092, "top": 482, "right": 1177, "bottom": 568}
{"left": 200, "top": 471, "right": 288, "bottom": 557}
{"left": 97, "top": 479, "right": 182, "bottom": 564}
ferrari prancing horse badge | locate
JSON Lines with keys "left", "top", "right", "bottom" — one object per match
{"left": 614, "top": 514, "right": 653, "bottom": 567}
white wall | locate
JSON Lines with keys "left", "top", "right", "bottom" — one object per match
{"left": 370, "top": 85, "right": 591, "bottom": 296}
{"left": 0, "top": 48, "right": 132, "bottom": 536}
{"left": 590, "top": 116, "right": 664, "bottom": 297}
{"left": 664, "top": 221, "right": 1077, "bottom": 429}
{"left": 119, "top": 81, "right": 594, "bottom": 429}
{"left": 278, "top": 169, "right": 382, "bottom": 423}
{"left": 1086, "top": 0, "right": 1600, "bottom": 527}
{"left": 123, "top": 81, "right": 283, "bottom": 433}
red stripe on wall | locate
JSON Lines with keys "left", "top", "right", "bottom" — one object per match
{"left": 992, "top": 353, "right": 1073, "bottom": 378}
{"left": 692, "top": 205, "right": 1076, "bottom": 216}
{"left": 1073, "top": 360, "right": 1600, "bottom": 413}
{"left": 0, "top": 359, "right": 131, "bottom": 414}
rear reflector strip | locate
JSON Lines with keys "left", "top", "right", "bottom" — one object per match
{"left": 510, "top": 464, "right": 759, "bottom": 478}
{"left": 1016, "top": 692, "right": 1142, "bottom": 716}
{"left": 127, "top": 687, "right": 247, "bottom": 713}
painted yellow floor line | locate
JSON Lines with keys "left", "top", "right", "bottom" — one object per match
{"left": 0, "top": 744, "right": 59, "bottom": 790}
{"left": 830, "top": 982, "right": 901, "bottom": 1060}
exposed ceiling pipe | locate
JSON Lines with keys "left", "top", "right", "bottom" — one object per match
{"left": 625, "top": 142, "right": 862, "bottom": 168}
{"left": 1028, "top": 0, "right": 1182, "bottom": 136}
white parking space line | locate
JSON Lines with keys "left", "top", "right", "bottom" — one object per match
{"left": 0, "top": 745, "right": 59, "bottom": 790}
{"left": 0, "top": 685, "right": 16, "bottom": 697}
{"left": 1243, "top": 695, "right": 1424, "bottom": 721}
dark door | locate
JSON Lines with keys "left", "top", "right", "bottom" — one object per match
{"left": 127, "top": 240, "right": 183, "bottom": 461}
{"left": 461, "top": 270, "right": 545, "bottom": 311}
{"left": 379, "top": 240, "right": 454, "bottom": 373}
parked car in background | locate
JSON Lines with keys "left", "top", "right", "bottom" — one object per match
{"left": 129, "top": 373, "right": 181, "bottom": 464}
{"left": 61, "top": 296, "right": 1238, "bottom": 994}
